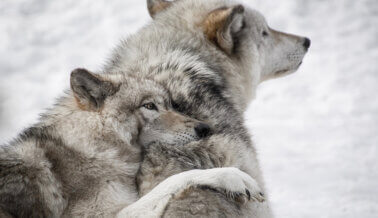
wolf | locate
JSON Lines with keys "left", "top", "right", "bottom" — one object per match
{"left": 0, "top": 68, "right": 264, "bottom": 217}
{"left": 107, "top": 0, "right": 310, "bottom": 217}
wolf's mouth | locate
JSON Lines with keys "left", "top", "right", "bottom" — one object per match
{"left": 275, "top": 62, "right": 303, "bottom": 75}
{"left": 275, "top": 69, "right": 290, "bottom": 75}
{"left": 174, "top": 133, "right": 200, "bottom": 146}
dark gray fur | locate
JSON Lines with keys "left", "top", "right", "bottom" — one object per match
{"left": 0, "top": 127, "right": 92, "bottom": 217}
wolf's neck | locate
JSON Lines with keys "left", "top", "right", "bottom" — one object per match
{"left": 37, "top": 92, "right": 136, "bottom": 158}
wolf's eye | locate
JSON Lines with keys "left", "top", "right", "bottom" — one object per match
{"left": 262, "top": 31, "right": 268, "bottom": 37}
{"left": 143, "top": 102, "right": 158, "bottom": 111}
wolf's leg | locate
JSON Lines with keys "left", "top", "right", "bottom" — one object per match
{"left": 137, "top": 135, "right": 269, "bottom": 217}
{"left": 0, "top": 208, "right": 12, "bottom": 218}
{"left": 116, "top": 167, "right": 263, "bottom": 218}
{"left": 137, "top": 135, "right": 258, "bottom": 195}
{"left": 0, "top": 159, "right": 49, "bottom": 217}
{"left": 0, "top": 146, "right": 66, "bottom": 218}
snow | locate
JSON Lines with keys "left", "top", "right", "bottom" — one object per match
{"left": 0, "top": 0, "right": 377, "bottom": 217}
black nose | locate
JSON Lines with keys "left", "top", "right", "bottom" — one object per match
{"left": 194, "top": 123, "right": 211, "bottom": 138}
{"left": 303, "top": 37, "right": 311, "bottom": 49}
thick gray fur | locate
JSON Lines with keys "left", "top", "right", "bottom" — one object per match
{"left": 1, "top": 70, "right": 240, "bottom": 217}
{"left": 0, "top": 0, "right": 309, "bottom": 217}
{"left": 107, "top": 0, "right": 309, "bottom": 217}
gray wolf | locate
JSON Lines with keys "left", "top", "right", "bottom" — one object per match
{"left": 0, "top": 68, "right": 262, "bottom": 217}
{"left": 106, "top": 0, "right": 310, "bottom": 217}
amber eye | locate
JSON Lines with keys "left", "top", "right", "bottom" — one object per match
{"left": 143, "top": 102, "right": 158, "bottom": 111}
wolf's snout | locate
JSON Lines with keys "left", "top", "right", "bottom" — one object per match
{"left": 303, "top": 37, "right": 311, "bottom": 50}
{"left": 194, "top": 123, "right": 211, "bottom": 138}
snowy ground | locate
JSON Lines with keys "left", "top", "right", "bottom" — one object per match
{"left": 0, "top": 0, "right": 377, "bottom": 217}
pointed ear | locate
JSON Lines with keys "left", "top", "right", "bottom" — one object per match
{"left": 70, "top": 68, "right": 119, "bottom": 111}
{"left": 147, "top": 0, "right": 172, "bottom": 18}
{"left": 202, "top": 5, "right": 245, "bottom": 55}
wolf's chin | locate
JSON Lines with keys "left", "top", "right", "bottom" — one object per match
{"left": 275, "top": 69, "right": 290, "bottom": 75}
{"left": 275, "top": 61, "right": 303, "bottom": 76}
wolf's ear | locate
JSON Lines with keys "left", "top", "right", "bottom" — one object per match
{"left": 202, "top": 5, "right": 245, "bottom": 55}
{"left": 147, "top": 0, "right": 173, "bottom": 18}
{"left": 70, "top": 68, "right": 119, "bottom": 111}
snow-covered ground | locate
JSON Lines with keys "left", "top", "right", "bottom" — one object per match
{"left": 0, "top": 0, "right": 377, "bottom": 217}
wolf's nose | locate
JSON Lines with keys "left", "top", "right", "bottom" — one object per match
{"left": 195, "top": 123, "right": 211, "bottom": 138}
{"left": 303, "top": 37, "right": 311, "bottom": 49}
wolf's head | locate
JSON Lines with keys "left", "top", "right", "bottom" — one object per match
{"left": 146, "top": 0, "right": 310, "bottom": 103}
{"left": 70, "top": 68, "right": 210, "bottom": 147}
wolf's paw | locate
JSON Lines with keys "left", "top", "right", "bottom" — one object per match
{"left": 193, "top": 167, "right": 265, "bottom": 204}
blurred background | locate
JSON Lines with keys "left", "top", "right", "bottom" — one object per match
{"left": 0, "top": 0, "right": 377, "bottom": 217}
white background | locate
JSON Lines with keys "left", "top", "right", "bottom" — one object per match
{"left": 0, "top": 0, "right": 377, "bottom": 217}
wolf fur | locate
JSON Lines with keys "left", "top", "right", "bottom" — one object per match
{"left": 104, "top": 0, "right": 310, "bottom": 217}
{"left": 0, "top": 69, "right": 262, "bottom": 217}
